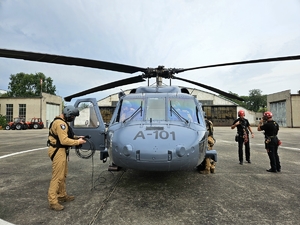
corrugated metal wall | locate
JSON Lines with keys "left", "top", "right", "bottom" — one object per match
{"left": 203, "top": 105, "right": 237, "bottom": 126}
{"left": 270, "top": 101, "right": 287, "bottom": 127}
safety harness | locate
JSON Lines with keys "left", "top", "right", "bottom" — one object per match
{"left": 235, "top": 119, "right": 249, "bottom": 143}
{"left": 265, "top": 121, "right": 279, "bottom": 145}
{"left": 47, "top": 117, "right": 75, "bottom": 161}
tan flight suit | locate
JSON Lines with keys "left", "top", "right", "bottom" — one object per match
{"left": 200, "top": 119, "right": 216, "bottom": 174}
{"left": 47, "top": 116, "right": 80, "bottom": 205}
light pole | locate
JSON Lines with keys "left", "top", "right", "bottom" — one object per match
{"left": 40, "top": 79, "right": 42, "bottom": 121}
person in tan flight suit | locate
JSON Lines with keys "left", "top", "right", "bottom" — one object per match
{"left": 199, "top": 114, "right": 216, "bottom": 174}
{"left": 197, "top": 113, "right": 216, "bottom": 174}
{"left": 47, "top": 105, "right": 86, "bottom": 211}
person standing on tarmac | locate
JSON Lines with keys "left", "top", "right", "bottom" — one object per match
{"left": 47, "top": 105, "right": 86, "bottom": 211}
{"left": 257, "top": 111, "right": 281, "bottom": 173}
{"left": 231, "top": 110, "right": 254, "bottom": 165}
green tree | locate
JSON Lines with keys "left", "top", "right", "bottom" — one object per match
{"left": 246, "top": 89, "right": 267, "bottom": 112}
{"left": 225, "top": 91, "right": 247, "bottom": 108}
{"left": 6, "top": 72, "right": 56, "bottom": 97}
{"left": 0, "top": 114, "right": 7, "bottom": 129}
{"left": 223, "top": 89, "right": 266, "bottom": 112}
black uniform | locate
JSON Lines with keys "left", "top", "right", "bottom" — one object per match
{"left": 232, "top": 118, "right": 251, "bottom": 163}
{"left": 260, "top": 120, "right": 281, "bottom": 172}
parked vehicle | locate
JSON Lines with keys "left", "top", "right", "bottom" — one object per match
{"left": 5, "top": 117, "right": 28, "bottom": 130}
{"left": 27, "top": 117, "right": 44, "bottom": 129}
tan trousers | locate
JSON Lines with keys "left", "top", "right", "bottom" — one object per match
{"left": 48, "top": 147, "right": 68, "bottom": 204}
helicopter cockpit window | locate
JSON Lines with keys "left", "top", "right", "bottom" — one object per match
{"left": 119, "top": 99, "right": 143, "bottom": 122}
{"left": 73, "top": 101, "right": 100, "bottom": 128}
{"left": 169, "top": 98, "right": 198, "bottom": 123}
{"left": 145, "top": 98, "right": 165, "bottom": 121}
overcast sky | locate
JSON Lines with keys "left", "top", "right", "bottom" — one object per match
{"left": 0, "top": 0, "right": 300, "bottom": 104}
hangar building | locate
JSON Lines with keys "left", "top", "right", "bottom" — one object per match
{"left": 0, "top": 88, "right": 299, "bottom": 128}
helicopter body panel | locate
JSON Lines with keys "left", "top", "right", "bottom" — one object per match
{"left": 105, "top": 91, "right": 209, "bottom": 171}
{"left": 108, "top": 122, "right": 207, "bottom": 171}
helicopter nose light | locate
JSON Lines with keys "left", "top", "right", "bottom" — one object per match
{"left": 176, "top": 145, "right": 186, "bottom": 157}
{"left": 123, "top": 144, "right": 133, "bottom": 156}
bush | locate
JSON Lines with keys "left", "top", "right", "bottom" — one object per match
{"left": 0, "top": 114, "right": 7, "bottom": 129}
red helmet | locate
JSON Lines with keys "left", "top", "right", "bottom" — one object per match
{"left": 238, "top": 110, "right": 245, "bottom": 117}
{"left": 263, "top": 111, "right": 273, "bottom": 119}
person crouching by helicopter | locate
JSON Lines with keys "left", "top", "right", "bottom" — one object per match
{"left": 231, "top": 110, "right": 254, "bottom": 165}
{"left": 257, "top": 111, "right": 281, "bottom": 173}
{"left": 47, "top": 105, "right": 86, "bottom": 211}
{"left": 198, "top": 114, "right": 216, "bottom": 174}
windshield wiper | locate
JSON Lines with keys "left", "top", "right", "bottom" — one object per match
{"left": 170, "top": 105, "right": 189, "bottom": 123}
{"left": 123, "top": 102, "right": 143, "bottom": 123}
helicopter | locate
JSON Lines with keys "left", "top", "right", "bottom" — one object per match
{"left": 1, "top": 48, "right": 300, "bottom": 171}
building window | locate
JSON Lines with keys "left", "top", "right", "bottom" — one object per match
{"left": 19, "top": 104, "right": 26, "bottom": 120}
{"left": 6, "top": 104, "right": 13, "bottom": 122}
{"left": 112, "top": 101, "right": 118, "bottom": 107}
{"left": 200, "top": 100, "right": 213, "bottom": 105}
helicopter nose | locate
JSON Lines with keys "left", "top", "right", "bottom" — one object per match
{"left": 175, "top": 145, "right": 186, "bottom": 157}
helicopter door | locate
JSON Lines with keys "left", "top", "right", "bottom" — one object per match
{"left": 71, "top": 98, "right": 106, "bottom": 151}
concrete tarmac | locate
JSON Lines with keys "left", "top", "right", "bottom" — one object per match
{"left": 0, "top": 127, "right": 299, "bottom": 225}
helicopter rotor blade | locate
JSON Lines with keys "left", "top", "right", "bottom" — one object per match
{"left": 0, "top": 48, "right": 147, "bottom": 74}
{"left": 173, "top": 75, "right": 244, "bottom": 101}
{"left": 176, "top": 55, "right": 300, "bottom": 73}
{"left": 2, "top": 48, "right": 300, "bottom": 102}
{"left": 64, "top": 75, "right": 145, "bottom": 102}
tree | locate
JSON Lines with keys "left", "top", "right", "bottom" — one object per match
{"left": 245, "top": 89, "right": 267, "bottom": 112}
{"left": 223, "top": 89, "right": 267, "bottom": 112}
{"left": 0, "top": 114, "right": 7, "bottom": 129}
{"left": 6, "top": 72, "right": 56, "bottom": 97}
{"left": 224, "top": 91, "right": 248, "bottom": 108}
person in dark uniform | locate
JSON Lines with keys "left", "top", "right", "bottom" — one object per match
{"left": 231, "top": 110, "right": 254, "bottom": 165}
{"left": 257, "top": 111, "right": 281, "bottom": 173}
{"left": 47, "top": 105, "right": 86, "bottom": 211}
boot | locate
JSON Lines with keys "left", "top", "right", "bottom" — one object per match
{"left": 199, "top": 158, "right": 211, "bottom": 174}
{"left": 58, "top": 195, "right": 75, "bottom": 202}
{"left": 210, "top": 160, "right": 216, "bottom": 173}
{"left": 49, "top": 203, "right": 64, "bottom": 211}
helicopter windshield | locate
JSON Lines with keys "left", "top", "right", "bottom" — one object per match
{"left": 145, "top": 98, "right": 166, "bottom": 121}
{"left": 119, "top": 99, "right": 143, "bottom": 122}
{"left": 114, "top": 96, "right": 202, "bottom": 124}
{"left": 169, "top": 98, "right": 198, "bottom": 123}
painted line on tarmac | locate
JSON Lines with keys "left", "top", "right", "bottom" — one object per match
{"left": 0, "top": 147, "right": 47, "bottom": 159}
{"left": 218, "top": 139, "right": 300, "bottom": 151}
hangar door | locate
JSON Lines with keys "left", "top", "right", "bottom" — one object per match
{"left": 270, "top": 101, "right": 286, "bottom": 127}
{"left": 46, "top": 103, "right": 60, "bottom": 128}
{"left": 203, "top": 105, "right": 237, "bottom": 126}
